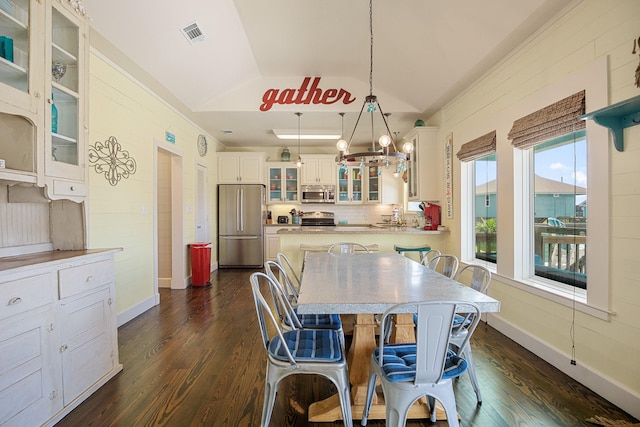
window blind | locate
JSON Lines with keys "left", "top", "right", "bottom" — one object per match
{"left": 456, "top": 130, "right": 496, "bottom": 162}
{"left": 508, "top": 90, "right": 585, "bottom": 150}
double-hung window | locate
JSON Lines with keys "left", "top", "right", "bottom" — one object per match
{"left": 458, "top": 131, "right": 497, "bottom": 265}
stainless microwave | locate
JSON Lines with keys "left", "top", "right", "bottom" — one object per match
{"left": 301, "top": 185, "right": 335, "bottom": 204}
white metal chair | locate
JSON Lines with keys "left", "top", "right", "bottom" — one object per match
{"left": 250, "top": 272, "right": 352, "bottom": 426}
{"left": 420, "top": 249, "right": 442, "bottom": 266}
{"left": 450, "top": 264, "right": 492, "bottom": 403}
{"left": 361, "top": 300, "right": 481, "bottom": 427}
{"left": 327, "top": 242, "right": 371, "bottom": 254}
{"left": 264, "top": 261, "right": 344, "bottom": 348}
{"left": 426, "top": 254, "right": 459, "bottom": 278}
{"left": 276, "top": 252, "right": 301, "bottom": 294}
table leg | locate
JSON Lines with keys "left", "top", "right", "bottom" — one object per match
{"left": 308, "top": 313, "right": 446, "bottom": 422}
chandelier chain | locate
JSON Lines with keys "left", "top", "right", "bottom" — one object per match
{"left": 369, "top": 0, "right": 374, "bottom": 96}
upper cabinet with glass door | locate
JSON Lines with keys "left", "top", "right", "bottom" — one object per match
{"left": 44, "top": 0, "right": 88, "bottom": 200}
{"left": 0, "top": 0, "right": 38, "bottom": 113}
{"left": 267, "top": 163, "right": 299, "bottom": 204}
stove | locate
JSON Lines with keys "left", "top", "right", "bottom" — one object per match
{"left": 300, "top": 211, "right": 336, "bottom": 227}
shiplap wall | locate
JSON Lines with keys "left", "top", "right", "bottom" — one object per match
{"left": 438, "top": 0, "right": 640, "bottom": 417}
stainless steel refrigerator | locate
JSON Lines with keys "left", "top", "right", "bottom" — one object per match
{"left": 218, "top": 184, "right": 265, "bottom": 268}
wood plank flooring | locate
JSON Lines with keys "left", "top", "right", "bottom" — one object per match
{"left": 57, "top": 268, "right": 638, "bottom": 426}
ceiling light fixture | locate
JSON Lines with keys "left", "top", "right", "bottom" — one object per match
{"left": 337, "top": 0, "right": 413, "bottom": 176}
{"left": 273, "top": 130, "right": 342, "bottom": 140}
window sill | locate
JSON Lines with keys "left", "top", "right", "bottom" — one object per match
{"left": 492, "top": 272, "right": 611, "bottom": 321}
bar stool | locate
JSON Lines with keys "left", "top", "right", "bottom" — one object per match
{"left": 394, "top": 244, "right": 432, "bottom": 261}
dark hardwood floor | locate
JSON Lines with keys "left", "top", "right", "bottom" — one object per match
{"left": 57, "top": 268, "right": 637, "bottom": 426}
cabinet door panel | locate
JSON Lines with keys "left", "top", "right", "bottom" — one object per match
{"left": 59, "top": 287, "right": 114, "bottom": 405}
{"left": 0, "top": 307, "right": 61, "bottom": 426}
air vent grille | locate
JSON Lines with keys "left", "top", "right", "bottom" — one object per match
{"left": 180, "top": 21, "right": 205, "bottom": 44}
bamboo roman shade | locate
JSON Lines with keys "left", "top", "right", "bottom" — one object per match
{"left": 457, "top": 130, "right": 496, "bottom": 162}
{"left": 508, "top": 90, "right": 585, "bottom": 150}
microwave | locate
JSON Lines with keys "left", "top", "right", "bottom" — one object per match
{"left": 301, "top": 185, "right": 335, "bottom": 204}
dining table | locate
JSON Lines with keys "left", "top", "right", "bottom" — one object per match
{"left": 296, "top": 251, "right": 501, "bottom": 423}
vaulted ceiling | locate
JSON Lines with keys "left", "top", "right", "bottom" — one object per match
{"left": 83, "top": 0, "right": 575, "bottom": 148}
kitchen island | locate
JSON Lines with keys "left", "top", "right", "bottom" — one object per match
{"left": 277, "top": 225, "right": 445, "bottom": 269}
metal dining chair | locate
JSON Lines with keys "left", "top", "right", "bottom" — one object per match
{"left": 361, "top": 300, "right": 481, "bottom": 427}
{"left": 450, "top": 264, "right": 492, "bottom": 404}
{"left": 327, "top": 242, "right": 371, "bottom": 254}
{"left": 264, "top": 261, "right": 344, "bottom": 348}
{"left": 250, "top": 272, "right": 352, "bottom": 427}
{"left": 276, "top": 252, "right": 301, "bottom": 294}
{"left": 426, "top": 254, "right": 459, "bottom": 278}
{"left": 420, "top": 249, "right": 442, "bottom": 266}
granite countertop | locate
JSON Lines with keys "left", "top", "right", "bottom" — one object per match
{"left": 277, "top": 225, "right": 442, "bottom": 234}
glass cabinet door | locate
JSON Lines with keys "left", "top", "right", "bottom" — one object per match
{"left": 0, "top": 0, "right": 30, "bottom": 94}
{"left": 283, "top": 167, "right": 298, "bottom": 202}
{"left": 268, "top": 165, "right": 299, "bottom": 203}
{"left": 49, "top": 5, "right": 79, "bottom": 168}
{"left": 367, "top": 165, "right": 379, "bottom": 202}
{"left": 337, "top": 166, "right": 363, "bottom": 203}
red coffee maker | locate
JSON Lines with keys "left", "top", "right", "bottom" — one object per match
{"left": 423, "top": 203, "right": 441, "bottom": 230}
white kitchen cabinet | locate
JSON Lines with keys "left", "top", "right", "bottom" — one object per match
{"left": 0, "top": 250, "right": 121, "bottom": 427}
{"left": 300, "top": 154, "right": 335, "bottom": 185}
{"left": 405, "top": 127, "right": 440, "bottom": 202}
{"left": 217, "top": 152, "right": 267, "bottom": 184}
{"left": 266, "top": 163, "right": 299, "bottom": 204}
{"left": 0, "top": 0, "right": 89, "bottom": 201}
{"left": 337, "top": 164, "right": 402, "bottom": 205}
{"left": 0, "top": 273, "right": 61, "bottom": 427}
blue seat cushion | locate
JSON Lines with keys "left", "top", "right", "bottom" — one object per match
{"left": 291, "top": 313, "right": 342, "bottom": 329}
{"left": 269, "top": 329, "right": 342, "bottom": 362}
{"left": 373, "top": 343, "right": 467, "bottom": 382}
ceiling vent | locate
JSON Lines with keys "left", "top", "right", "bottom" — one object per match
{"left": 180, "top": 21, "right": 205, "bottom": 44}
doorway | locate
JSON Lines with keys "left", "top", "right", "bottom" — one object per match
{"left": 155, "top": 144, "right": 186, "bottom": 291}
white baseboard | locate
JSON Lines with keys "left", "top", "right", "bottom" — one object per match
{"left": 117, "top": 293, "right": 158, "bottom": 327}
{"left": 488, "top": 314, "right": 640, "bottom": 420}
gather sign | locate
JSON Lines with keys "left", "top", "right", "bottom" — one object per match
{"left": 259, "top": 77, "right": 356, "bottom": 111}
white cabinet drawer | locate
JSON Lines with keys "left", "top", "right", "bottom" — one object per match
{"left": 0, "top": 273, "right": 56, "bottom": 321}
{"left": 52, "top": 179, "right": 88, "bottom": 197}
{"left": 58, "top": 260, "right": 113, "bottom": 299}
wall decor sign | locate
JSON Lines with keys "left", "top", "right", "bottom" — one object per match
{"left": 445, "top": 133, "right": 453, "bottom": 219}
{"left": 89, "top": 136, "right": 138, "bottom": 186}
{"left": 260, "top": 77, "right": 356, "bottom": 111}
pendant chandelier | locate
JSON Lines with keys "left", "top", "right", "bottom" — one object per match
{"left": 336, "top": 0, "right": 414, "bottom": 176}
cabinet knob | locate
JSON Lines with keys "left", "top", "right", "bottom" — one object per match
{"left": 85, "top": 275, "right": 94, "bottom": 283}
{"left": 49, "top": 390, "right": 58, "bottom": 401}
{"left": 60, "top": 344, "right": 68, "bottom": 353}
{"left": 70, "top": 186, "right": 75, "bottom": 191}
{"left": 7, "top": 297, "right": 22, "bottom": 306}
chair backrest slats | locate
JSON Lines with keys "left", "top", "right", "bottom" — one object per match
{"left": 426, "top": 254, "right": 459, "bottom": 278}
{"left": 327, "top": 242, "right": 371, "bottom": 254}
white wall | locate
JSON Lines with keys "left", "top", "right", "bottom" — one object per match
{"left": 436, "top": 0, "right": 640, "bottom": 417}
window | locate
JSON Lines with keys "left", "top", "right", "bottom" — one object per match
{"left": 457, "top": 131, "right": 496, "bottom": 265}
{"left": 475, "top": 154, "right": 497, "bottom": 263}
{"left": 532, "top": 132, "right": 587, "bottom": 289}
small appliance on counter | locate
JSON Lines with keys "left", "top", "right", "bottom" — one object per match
{"left": 422, "top": 203, "right": 441, "bottom": 230}
{"left": 277, "top": 215, "right": 289, "bottom": 224}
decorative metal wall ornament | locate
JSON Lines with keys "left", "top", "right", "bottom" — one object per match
{"left": 89, "top": 136, "right": 137, "bottom": 186}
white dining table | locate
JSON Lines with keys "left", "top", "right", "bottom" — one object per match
{"left": 296, "top": 251, "right": 501, "bottom": 423}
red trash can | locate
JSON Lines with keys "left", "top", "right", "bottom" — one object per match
{"left": 190, "top": 242, "right": 212, "bottom": 286}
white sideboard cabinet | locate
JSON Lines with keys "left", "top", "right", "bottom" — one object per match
{"left": 0, "top": 249, "right": 121, "bottom": 427}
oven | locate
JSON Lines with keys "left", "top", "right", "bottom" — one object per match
{"left": 300, "top": 211, "right": 336, "bottom": 227}
{"left": 301, "top": 185, "right": 335, "bottom": 204}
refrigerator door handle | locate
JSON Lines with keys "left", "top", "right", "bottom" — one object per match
{"left": 237, "top": 187, "right": 244, "bottom": 232}
{"left": 220, "top": 236, "right": 259, "bottom": 240}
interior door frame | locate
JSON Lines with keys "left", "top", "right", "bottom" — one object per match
{"left": 154, "top": 141, "right": 186, "bottom": 294}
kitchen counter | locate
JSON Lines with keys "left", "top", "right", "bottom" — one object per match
{"left": 277, "top": 225, "right": 446, "bottom": 267}
{"left": 277, "top": 225, "right": 442, "bottom": 234}
{"left": 0, "top": 248, "right": 122, "bottom": 274}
